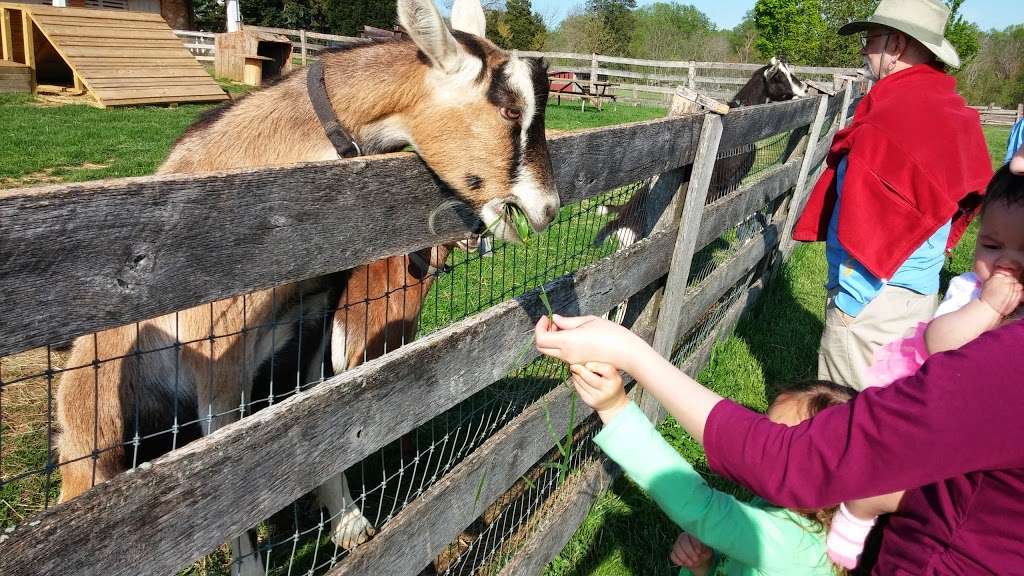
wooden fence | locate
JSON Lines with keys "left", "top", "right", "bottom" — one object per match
{"left": 0, "top": 80, "right": 864, "bottom": 575}
{"left": 171, "top": 27, "right": 857, "bottom": 105}
{"left": 971, "top": 103, "right": 1024, "bottom": 126}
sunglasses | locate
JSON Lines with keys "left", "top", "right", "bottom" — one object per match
{"left": 859, "top": 32, "right": 891, "bottom": 49}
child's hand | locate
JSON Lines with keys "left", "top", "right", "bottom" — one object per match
{"left": 670, "top": 531, "right": 713, "bottom": 576}
{"left": 980, "top": 270, "right": 1023, "bottom": 317}
{"left": 534, "top": 314, "right": 646, "bottom": 371}
{"left": 569, "top": 362, "right": 629, "bottom": 422}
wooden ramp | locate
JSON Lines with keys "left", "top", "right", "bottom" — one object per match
{"left": 0, "top": 2, "right": 227, "bottom": 106}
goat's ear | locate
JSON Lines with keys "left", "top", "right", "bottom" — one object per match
{"left": 770, "top": 56, "right": 779, "bottom": 67}
{"left": 451, "top": 0, "right": 486, "bottom": 37}
{"left": 398, "top": 0, "right": 460, "bottom": 72}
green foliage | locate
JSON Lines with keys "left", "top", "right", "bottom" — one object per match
{"left": 487, "top": 0, "right": 547, "bottom": 50}
{"left": 753, "top": 0, "right": 828, "bottom": 64}
{"left": 957, "top": 24, "right": 1024, "bottom": 107}
{"left": 628, "top": 3, "right": 716, "bottom": 60}
{"left": 587, "top": 0, "right": 638, "bottom": 56}
{"left": 729, "top": 10, "right": 761, "bottom": 63}
{"left": 191, "top": 0, "right": 226, "bottom": 31}
{"left": 816, "top": 0, "right": 877, "bottom": 67}
{"left": 944, "top": 0, "right": 980, "bottom": 65}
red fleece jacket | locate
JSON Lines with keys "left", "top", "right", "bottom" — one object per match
{"left": 793, "top": 64, "right": 992, "bottom": 280}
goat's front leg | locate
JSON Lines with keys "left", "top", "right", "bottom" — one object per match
{"left": 315, "top": 472, "right": 375, "bottom": 549}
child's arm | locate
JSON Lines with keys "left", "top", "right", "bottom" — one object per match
{"left": 575, "top": 364, "right": 832, "bottom": 574}
{"left": 845, "top": 491, "right": 903, "bottom": 518}
{"left": 925, "top": 272, "right": 1022, "bottom": 354}
{"left": 536, "top": 315, "right": 722, "bottom": 442}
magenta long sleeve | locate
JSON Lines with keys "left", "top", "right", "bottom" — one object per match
{"left": 704, "top": 319, "right": 1024, "bottom": 574}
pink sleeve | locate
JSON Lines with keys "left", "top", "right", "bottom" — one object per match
{"left": 704, "top": 321, "right": 1024, "bottom": 508}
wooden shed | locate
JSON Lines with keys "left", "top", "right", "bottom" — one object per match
{"left": 214, "top": 29, "right": 291, "bottom": 87}
{"left": 0, "top": 2, "right": 227, "bottom": 106}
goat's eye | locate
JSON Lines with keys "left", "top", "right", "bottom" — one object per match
{"left": 500, "top": 107, "right": 522, "bottom": 121}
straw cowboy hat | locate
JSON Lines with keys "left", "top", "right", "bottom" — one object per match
{"left": 838, "top": 0, "right": 961, "bottom": 68}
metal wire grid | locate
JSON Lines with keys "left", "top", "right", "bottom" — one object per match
{"left": 706, "top": 131, "right": 793, "bottom": 205}
{"left": 671, "top": 281, "right": 748, "bottom": 368}
{"left": 0, "top": 183, "right": 642, "bottom": 574}
{"left": 686, "top": 197, "right": 780, "bottom": 292}
{"left": 431, "top": 416, "right": 603, "bottom": 576}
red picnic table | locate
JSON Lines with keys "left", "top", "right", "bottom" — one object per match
{"left": 548, "top": 71, "right": 618, "bottom": 111}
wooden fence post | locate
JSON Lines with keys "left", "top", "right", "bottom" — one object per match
{"left": 1, "top": 8, "right": 12, "bottom": 62}
{"left": 837, "top": 82, "right": 854, "bottom": 129}
{"left": 1017, "top": 102, "right": 1023, "bottom": 123}
{"left": 687, "top": 61, "right": 696, "bottom": 90}
{"left": 590, "top": 52, "right": 598, "bottom": 95}
{"left": 21, "top": 9, "right": 34, "bottom": 92}
{"left": 642, "top": 112, "right": 724, "bottom": 419}
{"left": 779, "top": 94, "right": 830, "bottom": 256}
{"left": 300, "top": 29, "right": 306, "bottom": 65}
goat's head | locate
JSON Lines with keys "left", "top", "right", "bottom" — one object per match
{"left": 763, "top": 56, "right": 808, "bottom": 101}
{"left": 395, "top": 0, "right": 559, "bottom": 242}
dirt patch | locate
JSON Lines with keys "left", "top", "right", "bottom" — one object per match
{"left": 1, "top": 163, "right": 110, "bottom": 189}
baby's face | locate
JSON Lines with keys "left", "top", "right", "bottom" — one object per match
{"left": 766, "top": 394, "right": 809, "bottom": 427}
{"left": 974, "top": 202, "right": 1024, "bottom": 285}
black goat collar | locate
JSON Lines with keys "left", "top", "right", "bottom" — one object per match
{"left": 307, "top": 59, "right": 361, "bottom": 158}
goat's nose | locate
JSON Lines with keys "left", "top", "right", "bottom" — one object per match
{"left": 544, "top": 201, "right": 559, "bottom": 223}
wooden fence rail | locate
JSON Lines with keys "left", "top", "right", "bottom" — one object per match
{"left": 0, "top": 82, "right": 863, "bottom": 576}
{"left": 971, "top": 103, "right": 1024, "bottom": 126}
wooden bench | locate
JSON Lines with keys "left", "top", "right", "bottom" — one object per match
{"left": 548, "top": 71, "right": 617, "bottom": 111}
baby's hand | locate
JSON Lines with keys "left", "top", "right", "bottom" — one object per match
{"left": 980, "top": 271, "right": 1023, "bottom": 318}
{"left": 569, "top": 362, "right": 629, "bottom": 423}
{"left": 670, "top": 531, "right": 714, "bottom": 576}
{"left": 535, "top": 314, "right": 645, "bottom": 370}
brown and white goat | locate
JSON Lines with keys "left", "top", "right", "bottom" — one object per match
{"left": 54, "top": 0, "right": 557, "bottom": 572}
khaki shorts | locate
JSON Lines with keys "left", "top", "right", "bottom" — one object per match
{"left": 818, "top": 284, "right": 938, "bottom": 391}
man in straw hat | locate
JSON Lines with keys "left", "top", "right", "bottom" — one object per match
{"left": 793, "top": 0, "right": 993, "bottom": 392}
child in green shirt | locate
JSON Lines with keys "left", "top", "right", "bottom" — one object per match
{"left": 572, "top": 362, "right": 852, "bottom": 576}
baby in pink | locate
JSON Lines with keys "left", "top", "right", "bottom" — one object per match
{"left": 827, "top": 165, "right": 1024, "bottom": 570}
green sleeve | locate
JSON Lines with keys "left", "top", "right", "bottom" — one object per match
{"left": 594, "top": 402, "right": 828, "bottom": 573}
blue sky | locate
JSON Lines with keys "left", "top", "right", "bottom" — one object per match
{"left": 527, "top": 1, "right": 1024, "bottom": 32}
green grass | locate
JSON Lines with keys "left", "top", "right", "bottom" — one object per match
{"left": 544, "top": 129, "right": 1007, "bottom": 576}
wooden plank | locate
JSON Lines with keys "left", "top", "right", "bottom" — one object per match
{"left": 91, "top": 84, "right": 226, "bottom": 99}
{"left": 27, "top": 15, "right": 171, "bottom": 29}
{"left": 495, "top": 456, "right": 617, "bottom": 576}
{"left": 780, "top": 95, "right": 829, "bottom": 254}
{"left": 45, "top": 24, "right": 180, "bottom": 39}
{"left": 243, "top": 24, "right": 365, "bottom": 44}
{"left": 20, "top": 7, "right": 31, "bottom": 91}
{"left": 50, "top": 38, "right": 186, "bottom": 48}
{"left": 0, "top": 223, "right": 679, "bottom": 576}
{"left": 717, "top": 97, "right": 818, "bottom": 151}
{"left": 173, "top": 28, "right": 215, "bottom": 38}
{"left": 73, "top": 66, "right": 209, "bottom": 77}
{"left": 1, "top": 7, "right": 13, "bottom": 61}
{"left": 60, "top": 46, "right": 197, "bottom": 58}
{"left": 87, "top": 77, "right": 219, "bottom": 88}
{"left": 19, "top": 3, "right": 165, "bottom": 21}
{"left": 651, "top": 114, "right": 723, "bottom": 359}
{"left": 0, "top": 113, "right": 703, "bottom": 358}
{"left": 98, "top": 93, "right": 228, "bottom": 106}
{"left": 328, "top": 373, "right": 599, "bottom": 576}
{"left": 693, "top": 158, "right": 800, "bottom": 252}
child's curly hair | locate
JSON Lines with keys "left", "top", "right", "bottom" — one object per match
{"left": 774, "top": 380, "right": 858, "bottom": 575}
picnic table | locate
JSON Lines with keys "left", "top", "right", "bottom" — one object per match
{"left": 548, "top": 72, "right": 618, "bottom": 111}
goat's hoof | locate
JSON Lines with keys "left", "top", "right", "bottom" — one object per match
{"left": 332, "top": 508, "right": 375, "bottom": 549}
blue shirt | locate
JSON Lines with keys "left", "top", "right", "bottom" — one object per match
{"left": 826, "top": 156, "right": 950, "bottom": 316}
{"left": 1007, "top": 118, "right": 1024, "bottom": 164}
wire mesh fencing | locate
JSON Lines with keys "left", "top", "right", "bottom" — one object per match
{"left": 0, "top": 180, "right": 647, "bottom": 575}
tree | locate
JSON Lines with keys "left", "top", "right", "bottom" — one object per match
{"left": 545, "top": 9, "right": 614, "bottom": 55}
{"left": 944, "top": 0, "right": 980, "bottom": 66}
{"left": 587, "top": 0, "right": 637, "bottom": 56}
{"left": 629, "top": 3, "right": 715, "bottom": 60}
{"left": 817, "top": 0, "right": 876, "bottom": 67}
{"left": 753, "top": 0, "right": 827, "bottom": 64}
{"left": 498, "top": 0, "right": 547, "bottom": 50}
{"left": 730, "top": 10, "right": 761, "bottom": 63}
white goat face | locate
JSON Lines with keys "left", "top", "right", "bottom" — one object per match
{"left": 397, "top": 0, "right": 560, "bottom": 242}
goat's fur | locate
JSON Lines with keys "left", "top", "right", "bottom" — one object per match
{"left": 54, "top": 1, "right": 558, "bottom": 573}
